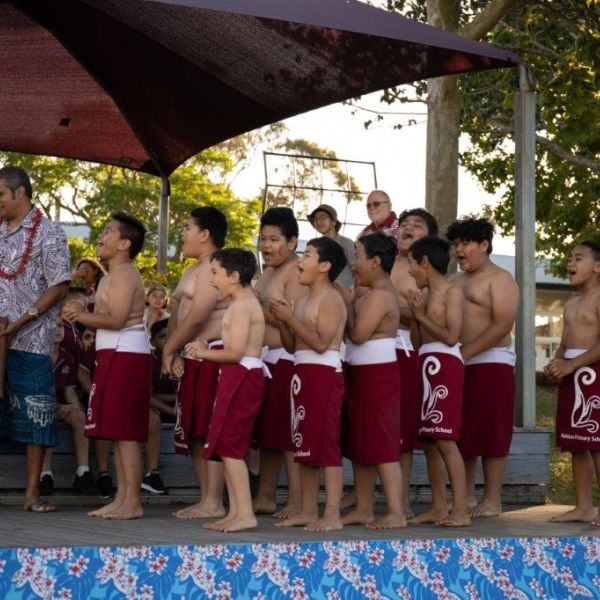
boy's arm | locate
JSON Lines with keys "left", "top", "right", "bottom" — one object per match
{"left": 68, "top": 273, "right": 134, "bottom": 330}
{"left": 162, "top": 279, "right": 218, "bottom": 370}
{"left": 271, "top": 296, "right": 344, "bottom": 354}
{"left": 186, "top": 304, "right": 249, "bottom": 363}
{"left": 77, "top": 366, "right": 92, "bottom": 394}
{"left": 413, "top": 287, "right": 463, "bottom": 346}
{"left": 274, "top": 315, "right": 296, "bottom": 355}
{"left": 63, "top": 385, "right": 83, "bottom": 409}
{"left": 347, "top": 291, "right": 386, "bottom": 344}
{"left": 549, "top": 301, "right": 600, "bottom": 378}
{"left": 460, "top": 274, "right": 518, "bottom": 362}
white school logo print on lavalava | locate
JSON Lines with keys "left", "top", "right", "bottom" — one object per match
{"left": 571, "top": 366, "right": 600, "bottom": 433}
{"left": 290, "top": 374, "right": 305, "bottom": 448}
{"left": 421, "top": 356, "right": 448, "bottom": 424}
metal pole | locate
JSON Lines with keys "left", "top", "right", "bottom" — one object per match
{"left": 157, "top": 173, "right": 171, "bottom": 272}
{"left": 514, "top": 64, "right": 536, "bottom": 428}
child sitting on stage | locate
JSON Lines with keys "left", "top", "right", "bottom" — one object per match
{"left": 341, "top": 232, "right": 405, "bottom": 529}
{"left": 185, "top": 249, "right": 266, "bottom": 533}
{"left": 142, "top": 318, "right": 178, "bottom": 495}
{"left": 545, "top": 240, "right": 600, "bottom": 525}
{"left": 407, "top": 236, "right": 469, "bottom": 527}
{"left": 269, "top": 237, "right": 348, "bottom": 531}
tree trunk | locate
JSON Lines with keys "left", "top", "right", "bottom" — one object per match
{"left": 425, "top": 0, "right": 461, "bottom": 235}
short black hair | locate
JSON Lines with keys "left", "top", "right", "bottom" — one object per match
{"left": 150, "top": 318, "right": 169, "bottom": 339}
{"left": 409, "top": 235, "right": 451, "bottom": 275}
{"left": 398, "top": 208, "right": 438, "bottom": 236}
{"left": 190, "top": 206, "right": 227, "bottom": 249}
{"left": 446, "top": 215, "right": 495, "bottom": 254}
{"left": 358, "top": 232, "right": 397, "bottom": 274}
{"left": 0, "top": 165, "right": 32, "bottom": 199}
{"left": 212, "top": 248, "right": 257, "bottom": 286}
{"left": 307, "top": 237, "right": 347, "bottom": 282}
{"left": 111, "top": 212, "right": 146, "bottom": 259}
{"left": 65, "top": 287, "right": 88, "bottom": 301}
{"left": 260, "top": 207, "right": 299, "bottom": 241}
{"left": 578, "top": 240, "right": 600, "bottom": 262}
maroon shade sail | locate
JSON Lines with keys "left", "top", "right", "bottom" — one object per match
{"left": 1, "top": 0, "right": 521, "bottom": 176}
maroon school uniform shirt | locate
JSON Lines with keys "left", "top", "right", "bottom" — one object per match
{"left": 53, "top": 347, "right": 77, "bottom": 404}
{"left": 151, "top": 349, "right": 178, "bottom": 395}
{"left": 61, "top": 318, "right": 84, "bottom": 366}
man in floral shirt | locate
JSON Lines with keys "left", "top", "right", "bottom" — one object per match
{"left": 0, "top": 166, "right": 71, "bottom": 513}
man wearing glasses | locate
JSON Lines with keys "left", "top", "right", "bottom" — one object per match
{"left": 357, "top": 190, "right": 399, "bottom": 241}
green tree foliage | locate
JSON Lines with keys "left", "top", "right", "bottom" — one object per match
{"left": 368, "top": 1, "right": 599, "bottom": 273}
{"left": 460, "top": 0, "right": 600, "bottom": 273}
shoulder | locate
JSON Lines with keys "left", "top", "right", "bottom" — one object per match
{"left": 489, "top": 264, "right": 518, "bottom": 288}
{"left": 39, "top": 217, "right": 68, "bottom": 244}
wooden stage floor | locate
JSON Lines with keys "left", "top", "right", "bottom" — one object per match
{"left": 1, "top": 501, "right": 598, "bottom": 549}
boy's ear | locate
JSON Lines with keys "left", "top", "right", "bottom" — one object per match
{"left": 288, "top": 236, "right": 298, "bottom": 251}
{"left": 371, "top": 255, "right": 382, "bottom": 269}
{"left": 229, "top": 269, "right": 241, "bottom": 284}
{"left": 318, "top": 260, "right": 331, "bottom": 274}
{"left": 118, "top": 238, "right": 132, "bottom": 252}
{"left": 479, "top": 239, "right": 490, "bottom": 254}
{"left": 419, "top": 255, "right": 430, "bottom": 269}
{"left": 593, "top": 260, "right": 600, "bottom": 274}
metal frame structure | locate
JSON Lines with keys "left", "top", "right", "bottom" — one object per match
{"left": 261, "top": 151, "right": 377, "bottom": 230}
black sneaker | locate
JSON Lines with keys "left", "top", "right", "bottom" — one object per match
{"left": 39, "top": 473, "right": 54, "bottom": 495}
{"left": 97, "top": 472, "right": 115, "bottom": 499}
{"left": 141, "top": 471, "right": 168, "bottom": 495}
{"left": 73, "top": 471, "right": 96, "bottom": 494}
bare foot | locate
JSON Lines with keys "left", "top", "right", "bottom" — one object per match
{"left": 172, "top": 502, "right": 226, "bottom": 520}
{"left": 252, "top": 497, "right": 277, "bottom": 515}
{"left": 409, "top": 508, "right": 448, "bottom": 524}
{"left": 466, "top": 496, "right": 478, "bottom": 511}
{"left": 403, "top": 505, "right": 415, "bottom": 520}
{"left": 549, "top": 507, "right": 598, "bottom": 523}
{"left": 273, "top": 501, "right": 302, "bottom": 520}
{"left": 103, "top": 506, "right": 143, "bottom": 520}
{"left": 275, "top": 512, "right": 318, "bottom": 528}
{"left": 204, "top": 515, "right": 234, "bottom": 531}
{"left": 471, "top": 500, "right": 502, "bottom": 518}
{"left": 340, "top": 489, "right": 357, "bottom": 510}
{"left": 341, "top": 509, "right": 375, "bottom": 526}
{"left": 305, "top": 516, "right": 343, "bottom": 532}
{"left": 367, "top": 513, "right": 407, "bottom": 529}
{"left": 222, "top": 515, "right": 257, "bottom": 532}
{"left": 437, "top": 511, "right": 471, "bottom": 527}
{"left": 88, "top": 499, "right": 122, "bottom": 518}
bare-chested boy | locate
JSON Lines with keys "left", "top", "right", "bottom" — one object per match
{"left": 185, "top": 249, "right": 266, "bottom": 532}
{"left": 545, "top": 241, "right": 600, "bottom": 525}
{"left": 407, "top": 236, "right": 470, "bottom": 527}
{"left": 269, "top": 237, "right": 348, "bottom": 531}
{"left": 341, "top": 232, "right": 405, "bottom": 529}
{"left": 162, "top": 207, "right": 228, "bottom": 519}
{"left": 253, "top": 207, "right": 306, "bottom": 518}
{"left": 65, "top": 212, "right": 150, "bottom": 520}
{"left": 391, "top": 208, "right": 439, "bottom": 517}
{"left": 447, "top": 216, "right": 518, "bottom": 518}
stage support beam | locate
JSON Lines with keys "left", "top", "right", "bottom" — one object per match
{"left": 514, "top": 64, "right": 536, "bottom": 428}
{"left": 157, "top": 173, "right": 171, "bottom": 272}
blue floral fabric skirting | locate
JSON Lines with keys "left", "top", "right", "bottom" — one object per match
{"left": 0, "top": 536, "right": 599, "bottom": 599}
{"left": 0, "top": 350, "right": 56, "bottom": 447}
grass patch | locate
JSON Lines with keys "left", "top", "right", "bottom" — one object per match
{"left": 536, "top": 384, "right": 598, "bottom": 505}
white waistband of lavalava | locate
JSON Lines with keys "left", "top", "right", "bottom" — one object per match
{"left": 565, "top": 348, "right": 586, "bottom": 359}
{"left": 418, "top": 341, "right": 462, "bottom": 360}
{"left": 395, "top": 328, "right": 414, "bottom": 354}
{"left": 240, "top": 356, "right": 271, "bottom": 378}
{"left": 295, "top": 349, "right": 342, "bottom": 372}
{"left": 96, "top": 326, "right": 150, "bottom": 354}
{"left": 346, "top": 338, "right": 397, "bottom": 366}
{"left": 181, "top": 338, "right": 224, "bottom": 361}
{"left": 263, "top": 346, "right": 294, "bottom": 364}
{"left": 465, "top": 345, "right": 516, "bottom": 366}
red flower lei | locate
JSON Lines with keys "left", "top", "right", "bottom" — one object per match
{"left": 0, "top": 208, "right": 42, "bottom": 280}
